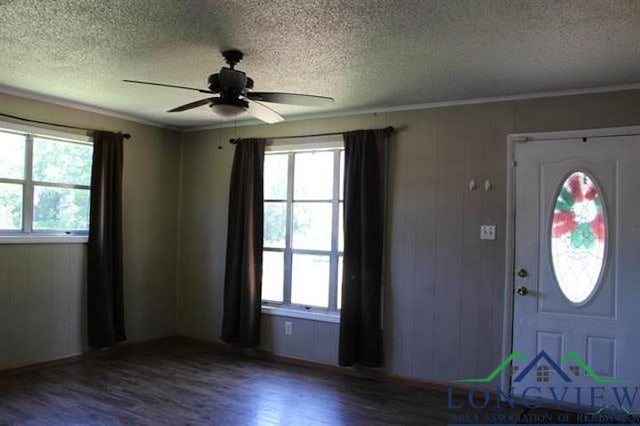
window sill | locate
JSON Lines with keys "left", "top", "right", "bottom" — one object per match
{"left": 261, "top": 305, "right": 340, "bottom": 324}
{"left": 0, "top": 236, "right": 88, "bottom": 244}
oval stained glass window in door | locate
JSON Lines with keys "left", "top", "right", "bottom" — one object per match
{"left": 550, "top": 171, "right": 606, "bottom": 304}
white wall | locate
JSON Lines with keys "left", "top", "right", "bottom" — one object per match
{"left": 176, "top": 89, "right": 640, "bottom": 382}
{"left": 0, "top": 93, "right": 181, "bottom": 369}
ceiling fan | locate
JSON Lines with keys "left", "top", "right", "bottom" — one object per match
{"left": 123, "top": 50, "right": 334, "bottom": 124}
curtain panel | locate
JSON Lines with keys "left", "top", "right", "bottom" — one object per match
{"left": 87, "top": 131, "right": 126, "bottom": 349}
{"left": 221, "top": 138, "right": 266, "bottom": 347}
{"left": 339, "top": 129, "right": 389, "bottom": 367}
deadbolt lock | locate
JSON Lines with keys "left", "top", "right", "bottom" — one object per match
{"left": 517, "top": 268, "right": 528, "bottom": 278}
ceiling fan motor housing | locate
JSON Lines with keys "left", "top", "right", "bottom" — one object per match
{"left": 208, "top": 68, "right": 253, "bottom": 94}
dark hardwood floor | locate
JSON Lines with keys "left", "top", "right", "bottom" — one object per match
{"left": 0, "top": 340, "right": 566, "bottom": 425}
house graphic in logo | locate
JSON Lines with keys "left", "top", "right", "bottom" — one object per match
{"left": 453, "top": 350, "right": 626, "bottom": 384}
{"left": 448, "top": 350, "right": 637, "bottom": 415}
{"left": 512, "top": 350, "right": 572, "bottom": 383}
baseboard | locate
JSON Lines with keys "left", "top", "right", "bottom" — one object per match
{"left": 173, "top": 334, "right": 470, "bottom": 397}
{"left": 0, "top": 335, "right": 579, "bottom": 415}
{"left": 0, "top": 332, "right": 469, "bottom": 397}
{"left": 174, "top": 335, "right": 589, "bottom": 414}
{"left": 0, "top": 335, "right": 177, "bottom": 376}
{"left": 0, "top": 352, "right": 85, "bottom": 376}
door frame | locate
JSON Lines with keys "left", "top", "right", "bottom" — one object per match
{"left": 501, "top": 125, "right": 640, "bottom": 392}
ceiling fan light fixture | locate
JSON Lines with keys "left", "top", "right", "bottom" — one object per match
{"left": 210, "top": 97, "right": 249, "bottom": 118}
{"left": 209, "top": 103, "right": 247, "bottom": 118}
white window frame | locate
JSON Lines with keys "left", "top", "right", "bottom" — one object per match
{"left": 0, "top": 121, "right": 92, "bottom": 243}
{"left": 262, "top": 138, "right": 343, "bottom": 321}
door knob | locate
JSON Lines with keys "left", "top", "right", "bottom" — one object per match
{"left": 517, "top": 268, "right": 528, "bottom": 278}
{"left": 517, "top": 286, "right": 528, "bottom": 296}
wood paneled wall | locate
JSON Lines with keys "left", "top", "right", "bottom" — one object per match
{"left": 1, "top": 88, "right": 638, "bottom": 378}
{"left": 177, "top": 89, "right": 640, "bottom": 382}
{"left": 0, "top": 93, "right": 182, "bottom": 370}
{"left": 0, "top": 244, "right": 86, "bottom": 367}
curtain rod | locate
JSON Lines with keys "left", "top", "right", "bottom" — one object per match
{"left": 229, "top": 126, "right": 394, "bottom": 145}
{"left": 0, "top": 112, "right": 131, "bottom": 139}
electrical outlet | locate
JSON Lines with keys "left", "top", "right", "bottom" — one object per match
{"left": 480, "top": 225, "right": 496, "bottom": 240}
{"left": 284, "top": 321, "right": 293, "bottom": 335}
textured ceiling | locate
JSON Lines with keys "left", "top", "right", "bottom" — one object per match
{"left": 1, "top": 0, "right": 639, "bottom": 129}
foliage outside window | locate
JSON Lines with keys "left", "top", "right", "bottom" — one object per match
{"left": 0, "top": 126, "right": 93, "bottom": 236}
{"left": 262, "top": 147, "right": 344, "bottom": 311}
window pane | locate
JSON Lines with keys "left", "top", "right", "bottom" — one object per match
{"left": 262, "top": 251, "right": 284, "bottom": 302}
{"left": 293, "top": 151, "right": 333, "bottom": 200}
{"left": 292, "top": 202, "right": 332, "bottom": 250}
{"left": 292, "top": 254, "right": 329, "bottom": 308}
{"left": 264, "top": 154, "right": 288, "bottom": 200}
{"left": 339, "top": 150, "right": 344, "bottom": 200}
{"left": 264, "top": 202, "right": 286, "bottom": 248}
{"left": 33, "top": 138, "right": 93, "bottom": 185}
{"left": 551, "top": 171, "right": 605, "bottom": 304}
{"left": 338, "top": 202, "right": 344, "bottom": 252}
{"left": 0, "top": 183, "right": 23, "bottom": 230}
{"left": 338, "top": 255, "right": 343, "bottom": 309}
{"left": 33, "top": 186, "right": 90, "bottom": 231}
{"left": 0, "top": 131, "right": 26, "bottom": 180}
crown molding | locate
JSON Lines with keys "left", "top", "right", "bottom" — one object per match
{"left": 3, "top": 82, "right": 640, "bottom": 134}
{"left": 0, "top": 85, "right": 179, "bottom": 130}
{"left": 185, "top": 82, "right": 640, "bottom": 132}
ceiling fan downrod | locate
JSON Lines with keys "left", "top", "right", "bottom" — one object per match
{"left": 222, "top": 50, "right": 243, "bottom": 69}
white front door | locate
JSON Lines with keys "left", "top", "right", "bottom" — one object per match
{"left": 511, "top": 132, "right": 640, "bottom": 410}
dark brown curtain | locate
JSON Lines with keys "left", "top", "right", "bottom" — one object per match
{"left": 221, "top": 138, "right": 265, "bottom": 347}
{"left": 87, "top": 131, "right": 126, "bottom": 349}
{"left": 339, "top": 129, "right": 389, "bottom": 367}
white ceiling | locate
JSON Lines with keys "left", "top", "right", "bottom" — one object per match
{"left": 1, "top": 0, "right": 639, "bottom": 129}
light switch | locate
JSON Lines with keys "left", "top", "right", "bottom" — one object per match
{"left": 480, "top": 225, "right": 496, "bottom": 240}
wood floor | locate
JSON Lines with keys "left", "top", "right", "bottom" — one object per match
{"left": 0, "top": 340, "right": 570, "bottom": 425}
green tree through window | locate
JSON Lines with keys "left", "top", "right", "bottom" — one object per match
{"left": 0, "top": 127, "right": 92, "bottom": 234}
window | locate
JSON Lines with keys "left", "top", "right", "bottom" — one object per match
{"left": 262, "top": 145, "right": 344, "bottom": 312}
{"left": 0, "top": 125, "right": 93, "bottom": 236}
{"left": 550, "top": 171, "right": 606, "bottom": 304}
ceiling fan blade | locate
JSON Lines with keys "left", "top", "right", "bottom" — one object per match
{"left": 168, "top": 97, "right": 216, "bottom": 112}
{"left": 123, "top": 79, "right": 213, "bottom": 94}
{"left": 247, "top": 92, "right": 334, "bottom": 107}
{"left": 246, "top": 99, "right": 284, "bottom": 124}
